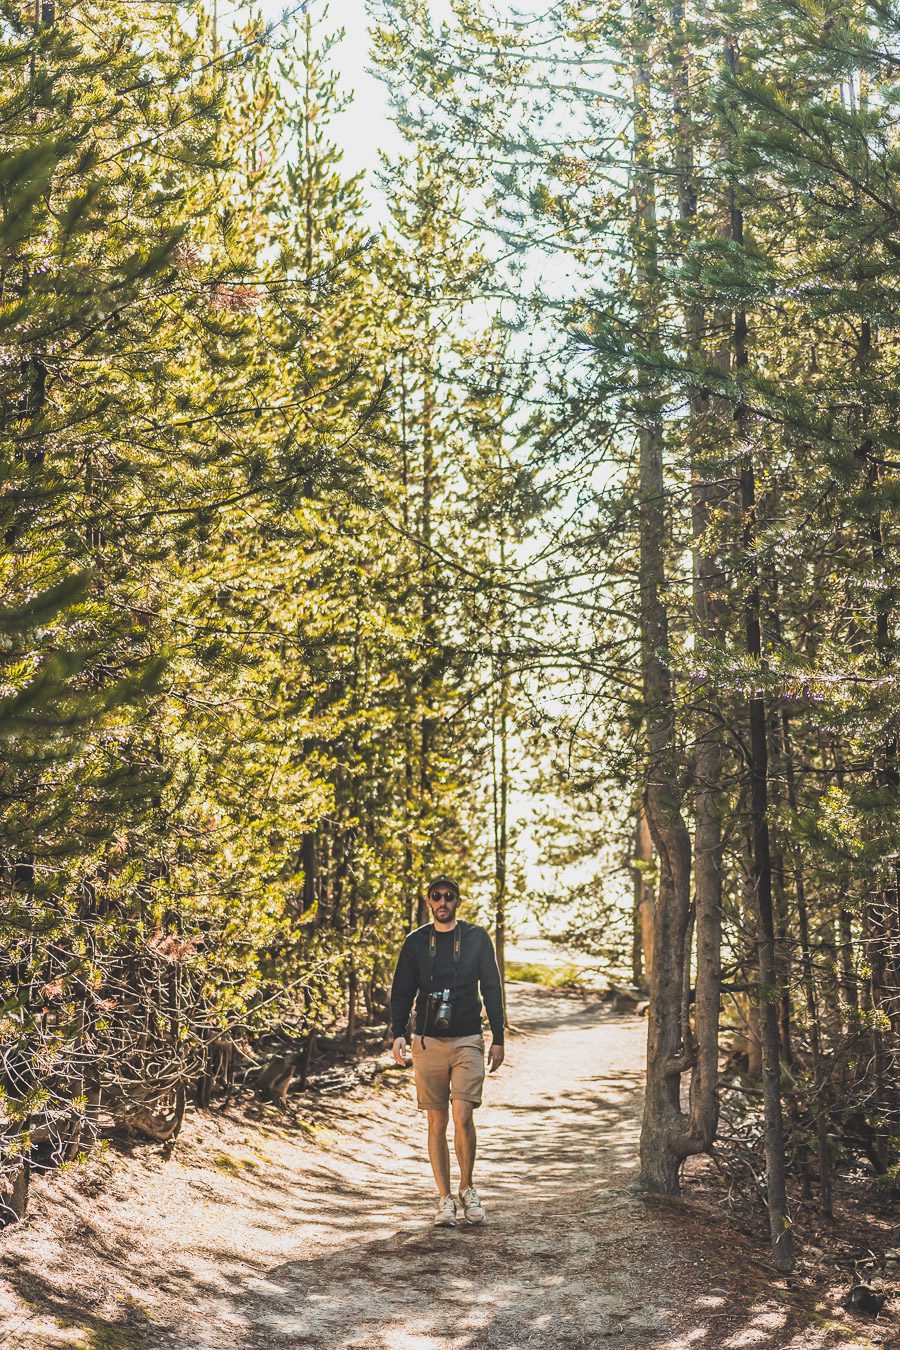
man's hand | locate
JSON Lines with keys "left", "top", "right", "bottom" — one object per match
{"left": 392, "top": 1036, "right": 408, "bottom": 1066}
{"left": 488, "top": 1043, "right": 505, "bottom": 1073}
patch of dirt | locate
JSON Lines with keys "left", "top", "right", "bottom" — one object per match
{"left": 0, "top": 985, "right": 893, "bottom": 1349}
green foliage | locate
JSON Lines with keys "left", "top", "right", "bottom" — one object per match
{"left": 371, "top": 0, "right": 900, "bottom": 1224}
{"left": 505, "top": 960, "right": 586, "bottom": 989}
{"left": 0, "top": 0, "right": 510, "bottom": 1207}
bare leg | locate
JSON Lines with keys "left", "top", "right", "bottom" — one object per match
{"left": 452, "top": 1099, "right": 477, "bottom": 1191}
{"left": 426, "top": 1108, "right": 451, "bottom": 1197}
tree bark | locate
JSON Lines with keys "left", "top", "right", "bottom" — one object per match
{"left": 301, "top": 829, "right": 319, "bottom": 915}
{"left": 492, "top": 617, "right": 510, "bottom": 1013}
{"left": 632, "top": 803, "right": 655, "bottom": 993}
{"left": 781, "top": 709, "right": 833, "bottom": 1216}
{"left": 399, "top": 351, "right": 418, "bottom": 931}
{"left": 729, "top": 96, "right": 794, "bottom": 1266}
{"left": 677, "top": 0, "right": 724, "bottom": 1149}
{"left": 741, "top": 473, "right": 794, "bottom": 1272}
{"left": 632, "top": 9, "right": 694, "bottom": 1193}
{"left": 417, "top": 231, "right": 437, "bottom": 930}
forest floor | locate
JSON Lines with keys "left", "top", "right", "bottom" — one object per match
{"left": 0, "top": 985, "right": 895, "bottom": 1350}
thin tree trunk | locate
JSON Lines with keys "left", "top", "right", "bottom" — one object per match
{"left": 673, "top": 0, "right": 722, "bottom": 1154}
{"left": 418, "top": 242, "right": 437, "bottom": 929}
{"left": 301, "top": 829, "right": 319, "bottom": 915}
{"left": 492, "top": 602, "right": 510, "bottom": 1014}
{"left": 742, "top": 478, "right": 794, "bottom": 1272}
{"left": 771, "top": 855, "right": 793, "bottom": 1068}
{"left": 399, "top": 351, "right": 418, "bottom": 931}
{"left": 729, "top": 99, "right": 794, "bottom": 1266}
{"left": 632, "top": 803, "right": 655, "bottom": 993}
{"left": 724, "top": 34, "right": 795, "bottom": 1265}
{"left": 780, "top": 706, "right": 833, "bottom": 1216}
{"left": 838, "top": 907, "right": 858, "bottom": 1024}
{"left": 632, "top": 8, "right": 694, "bottom": 1193}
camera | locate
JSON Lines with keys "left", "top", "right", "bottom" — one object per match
{"left": 430, "top": 988, "right": 453, "bottom": 1031}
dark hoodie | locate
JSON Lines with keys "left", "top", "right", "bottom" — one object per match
{"left": 389, "top": 920, "right": 505, "bottom": 1044}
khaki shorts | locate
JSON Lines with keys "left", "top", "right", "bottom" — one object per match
{"left": 411, "top": 1033, "right": 485, "bottom": 1110}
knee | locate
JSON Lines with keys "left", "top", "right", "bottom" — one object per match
{"left": 452, "top": 1101, "right": 474, "bottom": 1130}
{"left": 427, "top": 1109, "right": 449, "bottom": 1135}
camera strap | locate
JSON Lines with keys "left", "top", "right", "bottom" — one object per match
{"left": 422, "top": 923, "right": 462, "bottom": 1045}
{"left": 428, "top": 922, "right": 462, "bottom": 967}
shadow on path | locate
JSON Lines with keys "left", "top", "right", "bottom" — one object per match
{"left": 0, "top": 986, "right": 886, "bottom": 1350}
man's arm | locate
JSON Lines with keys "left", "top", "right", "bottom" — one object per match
{"left": 389, "top": 936, "right": 418, "bottom": 1043}
{"left": 478, "top": 928, "right": 505, "bottom": 1047}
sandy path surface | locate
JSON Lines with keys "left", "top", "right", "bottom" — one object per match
{"left": 0, "top": 986, "right": 887, "bottom": 1350}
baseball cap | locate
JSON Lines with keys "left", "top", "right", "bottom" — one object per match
{"left": 426, "top": 874, "right": 460, "bottom": 898}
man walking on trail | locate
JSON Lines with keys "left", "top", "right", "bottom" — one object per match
{"left": 390, "top": 875, "right": 505, "bottom": 1228}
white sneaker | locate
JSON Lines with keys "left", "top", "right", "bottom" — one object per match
{"left": 433, "top": 1194, "right": 457, "bottom": 1227}
{"left": 458, "top": 1185, "right": 485, "bottom": 1225}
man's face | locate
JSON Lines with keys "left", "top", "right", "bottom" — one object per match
{"left": 427, "top": 887, "right": 459, "bottom": 923}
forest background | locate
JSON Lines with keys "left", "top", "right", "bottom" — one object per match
{"left": 0, "top": 0, "right": 897, "bottom": 1285}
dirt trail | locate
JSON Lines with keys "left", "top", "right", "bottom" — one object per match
{"left": 0, "top": 986, "right": 889, "bottom": 1349}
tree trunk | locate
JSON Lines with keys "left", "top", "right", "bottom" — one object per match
{"left": 492, "top": 666, "right": 509, "bottom": 1011}
{"left": 301, "top": 828, "right": 319, "bottom": 915}
{"left": 742, "top": 483, "right": 794, "bottom": 1272}
{"left": 632, "top": 803, "right": 655, "bottom": 993}
{"left": 767, "top": 757, "right": 794, "bottom": 1069}
{"left": 675, "top": 0, "right": 722, "bottom": 1157}
{"left": 399, "top": 351, "right": 418, "bottom": 932}
{"left": 779, "top": 705, "right": 833, "bottom": 1216}
{"left": 492, "top": 529, "right": 510, "bottom": 1017}
{"left": 730, "top": 124, "right": 794, "bottom": 1267}
{"left": 863, "top": 388, "right": 900, "bottom": 1120}
{"left": 837, "top": 906, "right": 858, "bottom": 1024}
{"left": 631, "top": 17, "right": 694, "bottom": 1193}
{"left": 417, "top": 266, "right": 437, "bottom": 929}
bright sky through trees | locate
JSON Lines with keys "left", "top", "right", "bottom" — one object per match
{"left": 257, "top": 1, "right": 449, "bottom": 184}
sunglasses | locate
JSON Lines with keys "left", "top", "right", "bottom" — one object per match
{"left": 429, "top": 890, "right": 457, "bottom": 902}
